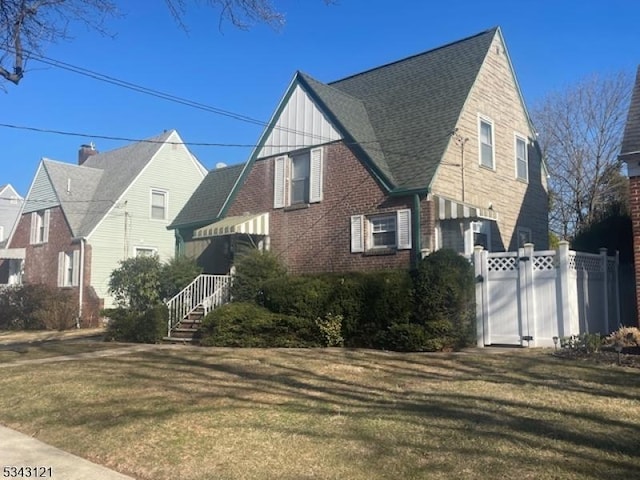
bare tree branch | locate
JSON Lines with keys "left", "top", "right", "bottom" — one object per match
{"left": 532, "top": 71, "right": 633, "bottom": 239}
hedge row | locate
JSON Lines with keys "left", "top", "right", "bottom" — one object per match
{"left": 0, "top": 284, "right": 78, "bottom": 331}
{"left": 201, "top": 249, "right": 475, "bottom": 351}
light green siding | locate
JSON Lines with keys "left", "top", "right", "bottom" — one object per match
{"left": 23, "top": 163, "right": 59, "bottom": 213}
{"left": 87, "top": 132, "right": 205, "bottom": 307}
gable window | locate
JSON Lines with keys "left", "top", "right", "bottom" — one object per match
{"left": 274, "top": 147, "right": 323, "bottom": 208}
{"left": 515, "top": 135, "right": 528, "bottom": 181}
{"left": 151, "top": 189, "right": 167, "bottom": 220}
{"left": 351, "top": 209, "right": 411, "bottom": 253}
{"left": 29, "top": 209, "right": 50, "bottom": 244}
{"left": 57, "top": 250, "right": 80, "bottom": 287}
{"left": 479, "top": 117, "right": 494, "bottom": 169}
{"left": 291, "top": 151, "right": 310, "bottom": 204}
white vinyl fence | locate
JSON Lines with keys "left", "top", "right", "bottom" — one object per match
{"left": 474, "top": 241, "right": 620, "bottom": 348}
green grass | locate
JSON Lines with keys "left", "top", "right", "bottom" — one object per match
{"left": 0, "top": 347, "right": 638, "bottom": 479}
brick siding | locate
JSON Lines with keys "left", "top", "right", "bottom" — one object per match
{"left": 9, "top": 206, "right": 101, "bottom": 326}
{"left": 228, "top": 142, "right": 420, "bottom": 274}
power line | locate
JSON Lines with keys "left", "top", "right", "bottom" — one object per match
{"left": 5, "top": 47, "right": 334, "bottom": 143}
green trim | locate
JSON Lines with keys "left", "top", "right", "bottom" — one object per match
{"left": 298, "top": 74, "right": 396, "bottom": 193}
{"left": 175, "top": 229, "right": 185, "bottom": 257}
{"left": 390, "top": 187, "right": 429, "bottom": 196}
{"left": 412, "top": 194, "right": 422, "bottom": 267}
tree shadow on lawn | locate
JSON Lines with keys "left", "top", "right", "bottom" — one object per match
{"left": 23, "top": 347, "right": 640, "bottom": 479}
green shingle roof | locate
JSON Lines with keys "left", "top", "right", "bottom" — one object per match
{"left": 302, "top": 27, "right": 497, "bottom": 192}
{"left": 621, "top": 66, "right": 640, "bottom": 158}
{"left": 169, "top": 163, "right": 245, "bottom": 229}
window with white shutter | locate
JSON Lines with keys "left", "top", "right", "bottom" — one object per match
{"left": 352, "top": 209, "right": 412, "bottom": 253}
{"left": 30, "top": 210, "right": 49, "bottom": 244}
{"left": 350, "top": 215, "right": 364, "bottom": 253}
{"left": 273, "top": 147, "right": 323, "bottom": 208}
{"left": 58, "top": 251, "right": 79, "bottom": 287}
{"left": 273, "top": 155, "right": 287, "bottom": 208}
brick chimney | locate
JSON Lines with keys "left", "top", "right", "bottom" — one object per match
{"left": 78, "top": 143, "right": 98, "bottom": 165}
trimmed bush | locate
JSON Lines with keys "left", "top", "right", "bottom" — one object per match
{"left": 200, "top": 302, "right": 323, "bottom": 348}
{"left": 262, "top": 275, "right": 333, "bottom": 319}
{"left": 108, "top": 255, "right": 163, "bottom": 310}
{"left": 103, "top": 304, "right": 167, "bottom": 343}
{"left": 412, "top": 249, "right": 475, "bottom": 351}
{"left": 0, "top": 284, "right": 77, "bottom": 330}
{"left": 230, "top": 250, "right": 286, "bottom": 304}
{"left": 382, "top": 323, "right": 428, "bottom": 352}
{"left": 160, "top": 255, "right": 202, "bottom": 301}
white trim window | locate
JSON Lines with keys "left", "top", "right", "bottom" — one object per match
{"left": 478, "top": 116, "right": 495, "bottom": 169}
{"left": 274, "top": 147, "right": 323, "bottom": 208}
{"left": 150, "top": 189, "right": 168, "bottom": 220}
{"left": 517, "top": 227, "right": 532, "bottom": 248}
{"left": 350, "top": 209, "right": 411, "bottom": 253}
{"left": 515, "top": 134, "right": 528, "bottom": 181}
{"left": 134, "top": 246, "right": 158, "bottom": 257}
{"left": 57, "top": 250, "right": 80, "bottom": 287}
{"left": 29, "top": 209, "right": 50, "bottom": 244}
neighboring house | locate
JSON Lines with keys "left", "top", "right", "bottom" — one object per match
{"left": 8, "top": 130, "right": 207, "bottom": 323}
{"left": 619, "top": 66, "right": 640, "bottom": 323}
{"left": 172, "top": 27, "right": 548, "bottom": 275}
{"left": 0, "top": 184, "right": 25, "bottom": 285}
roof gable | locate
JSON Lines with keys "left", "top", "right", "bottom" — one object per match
{"left": 0, "top": 184, "right": 21, "bottom": 199}
{"left": 329, "top": 28, "right": 496, "bottom": 191}
{"left": 257, "top": 80, "right": 342, "bottom": 159}
{"left": 621, "top": 66, "right": 640, "bottom": 158}
{"left": 23, "top": 162, "right": 60, "bottom": 214}
{"left": 169, "top": 163, "right": 245, "bottom": 230}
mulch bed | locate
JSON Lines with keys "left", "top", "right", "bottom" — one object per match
{"left": 553, "top": 347, "right": 640, "bottom": 369}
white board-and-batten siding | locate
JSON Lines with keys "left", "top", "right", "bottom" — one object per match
{"left": 258, "top": 84, "right": 341, "bottom": 159}
{"left": 87, "top": 133, "right": 205, "bottom": 307}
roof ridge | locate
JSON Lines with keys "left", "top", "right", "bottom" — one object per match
{"left": 90, "top": 129, "right": 175, "bottom": 159}
{"left": 329, "top": 27, "right": 498, "bottom": 86}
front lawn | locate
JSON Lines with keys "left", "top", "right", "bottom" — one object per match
{"left": 0, "top": 347, "right": 637, "bottom": 479}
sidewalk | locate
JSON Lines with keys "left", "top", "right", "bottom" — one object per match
{"left": 0, "top": 425, "right": 135, "bottom": 479}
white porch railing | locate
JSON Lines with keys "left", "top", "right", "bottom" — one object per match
{"left": 166, "top": 274, "right": 232, "bottom": 336}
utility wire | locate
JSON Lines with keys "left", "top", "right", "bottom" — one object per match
{"left": 5, "top": 47, "right": 333, "bottom": 142}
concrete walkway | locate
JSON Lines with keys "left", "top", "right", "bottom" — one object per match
{"left": 0, "top": 425, "right": 135, "bottom": 479}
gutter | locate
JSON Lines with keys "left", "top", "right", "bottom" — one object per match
{"left": 72, "top": 236, "right": 87, "bottom": 328}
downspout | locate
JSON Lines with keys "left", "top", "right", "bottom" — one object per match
{"left": 78, "top": 237, "right": 85, "bottom": 329}
{"left": 176, "top": 229, "right": 185, "bottom": 257}
{"left": 412, "top": 194, "right": 422, "bottom": 267}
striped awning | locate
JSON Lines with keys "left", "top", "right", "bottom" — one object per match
{"left": 435, "top": 196, "right": 497, "bottom": 221}
{"left": 193, "top": 213, "right": 269, "bottom": 239}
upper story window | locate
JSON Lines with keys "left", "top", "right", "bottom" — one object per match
{"left": 274, "top": 147, "right": 323, "bottom": 208}
{"left": 478, "top": 116, "right": 495, "bottom": 169}
{"left": 151, "top": 189, "right": 168, "bottom": 220}
{"left": 291, "top": 151, "right": 310, "bottom": 204}
{"left": 515, "top": 135, "right": 528, "bottom": 181}
{"left": 29, "top": 209, "right": 50, "bottom": 245}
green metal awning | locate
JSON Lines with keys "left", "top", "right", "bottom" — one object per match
{"left": 434, "top": 195, "right": 497, "bottom": 221}
{"left": 192, "top": 213, "right": 269, "bottom": 239}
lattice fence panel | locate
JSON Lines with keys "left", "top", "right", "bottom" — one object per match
{"left": 533, "top": 254, "right": 556, "bottom": 271}
{"left": 569, "top": 253, "right": 603, "bottom": 273}
{"left": 488, "top": 256, "right": 517, "bottom": 272}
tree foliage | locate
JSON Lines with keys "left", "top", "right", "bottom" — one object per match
{"left": 0, "top": 0, "right": 333, "bottom": 85}
{"left": 108, "top": 255, "right": 164, "bottom": 311}
{"left": 532, "top": 72, "right": 633, "bottom": 239}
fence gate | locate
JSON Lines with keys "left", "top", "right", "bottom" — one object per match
{"left": 474, "top": 242, "right": 620, "bottom": 348}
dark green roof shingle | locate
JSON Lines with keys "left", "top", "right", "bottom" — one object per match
{"left": 169, "top": 163, "right": 245, "bottom": 229}
{"left": 305, "top": 28, "right": 497, "bottom": 191}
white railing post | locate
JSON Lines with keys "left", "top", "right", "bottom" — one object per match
{"left": 614, "top": 250, "right": 621, "bottom": 329}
